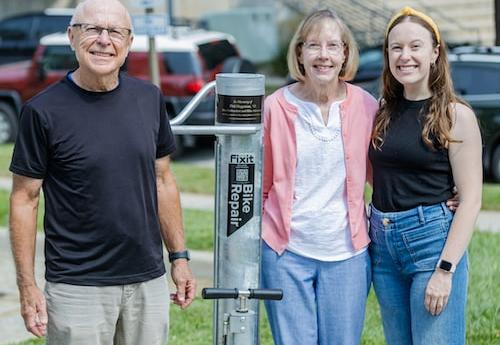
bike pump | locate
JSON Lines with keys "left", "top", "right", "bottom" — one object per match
{"left": 171, "top": 73, "right": 282, "bottom": 345}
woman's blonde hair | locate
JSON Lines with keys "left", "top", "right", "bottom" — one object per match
{"left": 287, "top": 9, "right": 359, "bottom": 82}
{"left": 372, "top": 13, "right": 468, "bottom": 150}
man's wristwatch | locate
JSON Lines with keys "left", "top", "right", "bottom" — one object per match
{"left": 168, "top": 250, "right": 190, "bottom": 263}
{"left": 437, "top": 259, "right": 455, "bottom": 273}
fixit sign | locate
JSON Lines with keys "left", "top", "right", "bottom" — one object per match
{"left": 227, "top": 154, "right": 255, "bottom": 236}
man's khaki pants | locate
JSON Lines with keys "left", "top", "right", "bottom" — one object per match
{"left": 44, "top": 274, "right": 170, "bottom": 345}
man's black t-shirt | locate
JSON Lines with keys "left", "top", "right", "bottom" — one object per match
{"left": 10, "top": 73, "right": 176, "bottom": 285}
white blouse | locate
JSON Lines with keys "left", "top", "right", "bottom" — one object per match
{"left": 284, "top": 87, "right": 365, "bottom": 261}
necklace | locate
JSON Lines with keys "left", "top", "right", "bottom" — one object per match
{"left": 303, "top": 105, "right": 342, "bottom": 143}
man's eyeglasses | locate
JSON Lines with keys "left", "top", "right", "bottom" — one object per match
{"left": 302, "top": 41, "right": 345, "bottom": 55}
{"left": 72, "top": 23, "right": 131, "bottom": 42}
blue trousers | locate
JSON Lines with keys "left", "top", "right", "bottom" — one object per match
{"left": 261, "top": 242, "right": 371, "bottom": 345}
{"left": 369, "top": 202, "right": 468, "bottom": 345}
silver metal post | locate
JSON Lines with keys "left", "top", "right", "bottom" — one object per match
{"left": 213, "top": 73, "right": 265, "bottom": 345}
{"left": 166, "top": 73, "right": 267, "bottom": 345}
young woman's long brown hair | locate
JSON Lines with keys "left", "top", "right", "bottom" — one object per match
{"left": 371, "top": 15, "right": 468, "bottom": 150}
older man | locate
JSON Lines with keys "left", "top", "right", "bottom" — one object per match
{"left": 9, "top": 0, "right": 195, "bottom": 343}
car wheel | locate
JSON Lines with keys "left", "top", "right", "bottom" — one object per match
{"left": 492, "top": 145, "right": 500, "bottom": 183}
{"left": 0, "top": 102, "right": 18, "bottom": 143}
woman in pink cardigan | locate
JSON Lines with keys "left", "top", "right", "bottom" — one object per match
{"left": 260, "top": 9, "right": 378, "bottom": 345}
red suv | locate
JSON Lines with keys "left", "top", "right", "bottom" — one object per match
{"left": 0, "top": 28, "right": 254, "bottom": 154}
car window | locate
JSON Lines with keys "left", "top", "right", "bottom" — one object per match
{"left": 162, "top": 52, "right": 202, "bottom": 74}
{"left": 0, "top": 16, "right": 34, "bottom": 40}
{"left": 35, "top": 15, "right": 71, "bottom": 38}
{"left": 451, "top": 62, "right": 500, "bottom": 95}
{"left": 42, "top": 45, "right": 78, "bottom": 71}
{"left": 197, "top": 40, "right": 238, "bottom": 70}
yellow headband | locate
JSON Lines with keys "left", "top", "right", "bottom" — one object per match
{"left": 386, "top": 6, "right": 441, "bottom": 44}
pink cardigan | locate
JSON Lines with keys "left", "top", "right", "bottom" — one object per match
{"left": 262, "top": 83, "right": 378, "bottom": 254}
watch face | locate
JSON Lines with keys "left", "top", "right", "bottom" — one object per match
{"left": 439, "top": 260, "right": 453, "bottom": 271}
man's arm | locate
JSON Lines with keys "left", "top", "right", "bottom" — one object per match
{"left": 155, "top": 155, "right": 196, "bottom": 309}
{"left": 9, "top": 173, "right": 47, "bottom": 337}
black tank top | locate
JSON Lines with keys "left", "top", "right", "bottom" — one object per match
{"left": 368, "top": 98, "right": 454, "bottom": 212}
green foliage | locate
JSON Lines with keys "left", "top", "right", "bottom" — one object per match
{"left": 260, "top": 14, "right": 303, "bottom": 78}
{"left": 268, "top": 42, "right": 290, "bottom": 77}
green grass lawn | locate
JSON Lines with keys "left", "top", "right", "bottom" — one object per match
{"left": 482, "top": 183, "right": 500, "bottom": 211}
{"left": 15, "top": 231, "right": 500, "bottom": 345}
{"left": 0, "top": 144, "right": 13, "bottom": 176}
{"left": 171, "top": 162, "right": 214, "bottom": 195}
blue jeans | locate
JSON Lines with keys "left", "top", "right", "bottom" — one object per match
{"left": 369, "top": 203, "right": 468, "bottom": 345}
{"left": 261, "top": 242, "right": 371, "bottom": 345}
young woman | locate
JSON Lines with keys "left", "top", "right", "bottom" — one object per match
{"left": 260, "top": 9, "right": 378, "bottom": 345}
{"left": 369, "top": 7, "right": 482, "bottom": 345}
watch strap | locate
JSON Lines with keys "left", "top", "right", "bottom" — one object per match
{"left": 168, "top": 250, "right": 190, "bottom": 263}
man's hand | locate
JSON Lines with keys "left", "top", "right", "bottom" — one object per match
{"left": 170, "top": 259, "right": 196, "bottom": 309}
{"left": 424, "top": 270, "right": 453, "bottom": 316}
{"left": 19, "top": 284, "right": 47, "bottom": 337}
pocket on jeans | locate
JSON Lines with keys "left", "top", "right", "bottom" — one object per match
{"left": 401, "top": 220, "right": 447, "bottom": 270}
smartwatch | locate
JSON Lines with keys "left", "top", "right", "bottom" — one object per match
{"left": 437, "top": 259, "right": 455, "bottom": 273}
{"left": 168, "top": 250, "right": 191, "bottom": 263}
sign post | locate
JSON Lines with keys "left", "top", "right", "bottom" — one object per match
{"left": 131, "top": 0, "right": 168, "bottom": 87}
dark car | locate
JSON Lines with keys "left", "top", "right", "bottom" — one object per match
{"left": 449, "top": 52, "right": 500, "bottom": 182}
{"left": 353, "top": 45, "right": 383, "bottom": 84}
{"left": 0, "top": 8, "right": 73, "bottom": 64}
{"left": 352, "top": 47, "right": 500, "bottom": 182}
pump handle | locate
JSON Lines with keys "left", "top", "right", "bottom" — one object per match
{"left": 249, "top": 289, "right": 283, "bottom": 300}
{"left": 202, "top": 288, "right": 283, "bottom": 301}
{"left": 202, "top": 288, "right": 239, "bottom": 299}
